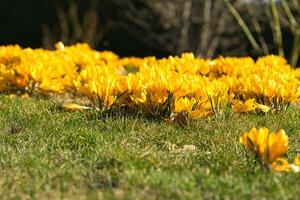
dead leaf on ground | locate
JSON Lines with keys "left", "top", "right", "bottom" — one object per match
{"left": 165, "top": 141, "right": 196, "bottom": 153}
{"left": 9, "top": 126, "right": 22, "bottom": 135}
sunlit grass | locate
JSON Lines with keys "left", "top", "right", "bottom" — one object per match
{"left": 0, "top": 95, "right": 300, "bottom": 199}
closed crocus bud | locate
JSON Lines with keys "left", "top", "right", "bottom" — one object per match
{"left": 55, "top": 41, "right": 65, "bottom": 50}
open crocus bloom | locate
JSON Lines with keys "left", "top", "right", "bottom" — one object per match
{"left": 240, "top": 128, "right": 288, "bottom": 163}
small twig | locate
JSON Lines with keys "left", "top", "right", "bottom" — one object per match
{"left": 290, "top": 34, "right": 300, "bottom": 67}
{"left": 280, "top": 0, "right": 299, "bottom": 67}
{"left": 198, "top": 0, "right": 212, "bottom": 55}
{"left": 246, "top": 2, "right": 269, "bottom": 54}
{"left": 69, "top": 3, "right": 84, "bottom": 41}
{"left": 56, "top": 5, "right": 69, "bottom": 43}
{"left": 269, "top": 0, "right": 284, "bottom": 56}
{"left": 224, "top": 0, "right": 262, "bottom": 53}
{"left": 280, "top": 0, "right": 298, "bottom": 33}
{"left": 179, "top": 0, "right": 193, "bottom": 52}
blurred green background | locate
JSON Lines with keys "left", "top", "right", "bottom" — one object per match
{"left": 0, "top": 0, "right": 299, "bottom": 65}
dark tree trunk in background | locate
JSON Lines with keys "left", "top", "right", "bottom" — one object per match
{"left": 105, "top": 0, "right": 252, "bottom": 57}
{"left": 0, "top": 0, "right": 298, "bottom": 61}
{"left": 105, "top": 0, "right": 298, "bottom": 60}
{"left": 106, "top": 0, "right": 185, "bottom": 56}
{"left": 0, "top": 0, "right": 54, "bottom": 48}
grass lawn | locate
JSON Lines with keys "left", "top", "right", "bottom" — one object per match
{"left": 0, "top": 95, "right": 300, "bottom": 199}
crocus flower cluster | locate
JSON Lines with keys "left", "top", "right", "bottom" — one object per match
{"left": 0, "top": 42, "right": 299, "bottom": 120}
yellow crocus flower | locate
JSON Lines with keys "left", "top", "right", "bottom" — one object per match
{"left": 240, "top": 128, "right": 288, "bottom": 163}
{"left": 231, "top": 98, "right": 256, "bottom": 113}
{"left": 174, "top": 97, "right": 196, "bottom": 113}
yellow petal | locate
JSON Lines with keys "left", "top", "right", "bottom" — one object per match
{"left": 232, "top": 98, "right": 256, "bottom": 113}
{"left": 256, "top": 103, "right": 270, "bottom": 113}
{"left": 63, "top": 103, "right": 91, "bottom": 111}
{"left": 256, "top": 128, "right": 269, "bottom": 159}
{"left": 55, "top": 41, "right": 65, "bottom": 50}
{"left": 294, "top": 156, "right": 300, "bottom": 167}
{"left": 271, "top": 158, "right": 290, "bottom": 172}
{"left": 267, "top": 129, "right": 288, "bottom": 163}
{"left": 21, "top": 93, "right": 30, "bottom": 99}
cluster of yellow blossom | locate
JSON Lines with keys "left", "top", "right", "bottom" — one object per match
{"left": 0, "top": 43, "right": 299, "bottom": 120}
{"left": 240, "top": 128, "right": 300, "bottom": 172}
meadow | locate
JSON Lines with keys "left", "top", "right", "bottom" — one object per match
{"left": 0, "top": 43, "right": 300, "bottom": 199}
{"left": 0, "top": 96, "right": 300, "bottom": 199}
